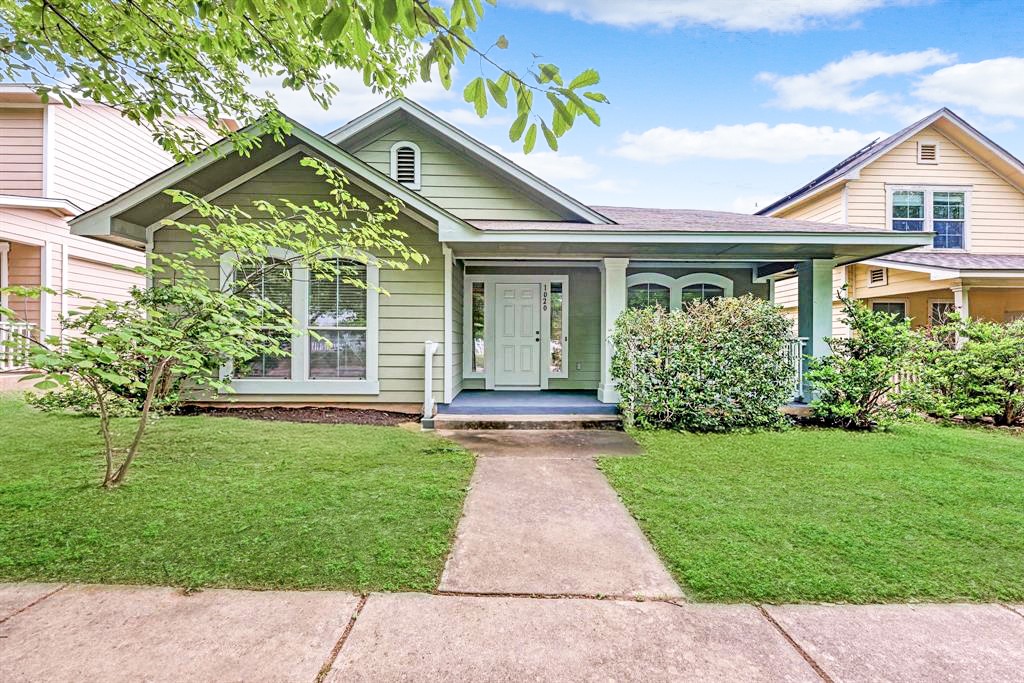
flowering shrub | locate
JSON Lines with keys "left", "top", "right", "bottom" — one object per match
{"left": 611, "top": 295, "right": 794, "bottom": 432}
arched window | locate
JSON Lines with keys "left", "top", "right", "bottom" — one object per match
{"left": 627, "top": 282, "right": 671, "bottom": 310}
{"left": 626, "top": 272, "right": 734, "bottom": 311}
{"left": 390, "top": 141, "right": 421, "bottom": 189}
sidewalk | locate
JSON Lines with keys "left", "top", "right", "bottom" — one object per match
{"left": 2, "top": 583, "right": 1024, "bottom": 681}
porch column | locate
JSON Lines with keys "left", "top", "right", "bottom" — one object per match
{"left": 796, "top": 258, "right": 835, "bottom": 401}
{"left": 951, "top": 284, "right": 971, "bottom": 347}
{"left": 951, "top": 284, "right": 971, "bottom": 319}
{"left": 39, "top": 241, "right": 52, "bottom": 340}
{"left": 598, "top": 257, "right": 629, "bottom": 404}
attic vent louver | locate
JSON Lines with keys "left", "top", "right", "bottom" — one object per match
{"left": 917, "top": 142, "right": 939, "bottom": 164}
{"left": 390, "top": 141, "right": 421, "bottom": 189}
{"left": 868, "top": 267, "right": 887, "bottom": 286}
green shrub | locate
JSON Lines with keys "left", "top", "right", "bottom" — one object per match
{"left": 611, "top": 294, "right": 794, "bottom": 432}
{"left": 807, "top": 294, "right": 914, "bottom": 430}
{"left": 25, "top": 380, "right": 140, "bottom": 417}
{"left": 903, "top": 317, "right": 1024, "bottom": 426}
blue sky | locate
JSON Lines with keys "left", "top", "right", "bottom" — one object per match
{"left": 270, "top": 0, "right": 1024, "bottom": 213}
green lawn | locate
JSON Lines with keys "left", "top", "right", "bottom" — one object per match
{"left": 600, "top": 422, "right": 1024, "bottom": 604}
{"left": 0, "top": 398, "right": 473, "bottom": 592}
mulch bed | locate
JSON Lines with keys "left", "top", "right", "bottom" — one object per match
{"left": 186, "top": 405, "right": 418, "bottom": 426}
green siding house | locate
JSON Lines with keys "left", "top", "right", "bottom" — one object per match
{"left": 70, "top": 99, "right": 932, "bottom": 418}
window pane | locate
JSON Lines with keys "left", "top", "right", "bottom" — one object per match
{"left": 872, "top": 302, "right": 907, "bottom": 319}
{"left": 930, "top": 302, "right": 955, "bottom": 326}
{"left": 627, "top": 283, "right": 670, "bottom": 310}
{"left": 238, "top": 260, "right": 292, "bottom": 313}
{"left": 680, "top": 283, "right": 725, "bottom": 304}
{"left": 309, "top": 261, "right": 366, "bottom": 327}
{"left": 309, "top": 330, "right": 366, "bottom": 379}
{"left": 932, "top": 220, "right": 964, "bottom": 249}
{"left": 550, "top": 282, "right": 563, "bottom": 374}
{"left": 933, "top": 192, "right": 964, "bottom": 220}
{"left": 472, "top": 282, "right": 485, "bottom": 373}
{"left": 893, "top": 219, "right": 925, "bottom": 232}
{"left": 238, "top": 334, "right": 292, "bottom": 379}
{"left": 892, "top": 190, "right": 924, "bottom": 218}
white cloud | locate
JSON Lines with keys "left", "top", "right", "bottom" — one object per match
{"left": 914, "top": 57, "right": 1024, "bottom": 118}
{"left": 247, "top": 68, "right": 455, "bottom": 130}
{"left": 492, "top": 146, "right": 601, "bottom": 182}
{"left": 507, "top": 0, "right": 906, "bottom": 31}
{"left": 759, "top": 49, "right": 955, "bottom": 113}
{"left": 614, "top": 122, "right": 888, "bottom": 163}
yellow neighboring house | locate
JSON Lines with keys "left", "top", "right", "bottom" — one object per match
{"left": 761, "top": 108, "right": 1024, "bottom": 334}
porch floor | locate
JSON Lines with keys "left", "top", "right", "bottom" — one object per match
{"left": 438, "top": 390, "right": 618, "bottom": 416}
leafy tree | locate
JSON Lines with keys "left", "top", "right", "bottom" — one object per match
{"left": 0, "top": 0, "right": 606, "bottom": 157}
{"left": 807, "top": 292, "right": 915, "bottom": 430}
{"left": 3, "top": 158, "right": 422, "bottom": 487}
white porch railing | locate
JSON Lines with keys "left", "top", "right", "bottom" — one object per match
{"left": 0, "top": 322, "right": 37, "bottom": 372}
{"left": 785, "top": 337, "right": 808, "bottom": 402}
{"left": 423, "top": 340, "right": 441, "bottom": 421}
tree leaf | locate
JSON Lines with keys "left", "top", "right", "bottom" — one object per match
{"left": 509, "top": 111, "right": 529, "bottom": 142}
{"left": 584, "top": 91, "right": 610, "bottom": 104}
{"left": 463, "top": 77, "right": 488, "bottom": 117}
{"left": 541, "top": 120, "right": 558, "bottom": 151}
{"left": 486, "top": 78, "right": 508, "bottom": 108}
{"left": 495, "top": 34, "right": 509, "bottom": 49}
{"left": 568, "top": 68, "right": 601, "bottom": 90}
{"left": 320, "top": 5, "right": 350, "bottom": 41}
{"left": 523, "top": 123, "right": 537, "bottom": 153}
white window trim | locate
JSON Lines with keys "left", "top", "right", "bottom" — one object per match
{"left": 390, "top": 141, "right": 421, "bottom": 190}
{"left": 886, "top": 184, "right": 971, "bottom": 251}
{"left": 928, "top": 298, "right": 956, "bottom": 326}
{"left": 917, "top": 139, "right": 940, "bottom": 165}
{"left": 218, "top": 249, "right": 379, "bottom": 395}
{"left": 626, "top": 272, "right": 734, "bottom": 310}
{"left": 461, "top": 274, "right": 569, "bottom": 387}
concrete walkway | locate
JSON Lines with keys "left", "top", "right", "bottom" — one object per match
{"left": 438, "top": 430, "right": 681, "bottom": 598}
{"left": 3, "top": 583, "right": 1024, "bottom": 681}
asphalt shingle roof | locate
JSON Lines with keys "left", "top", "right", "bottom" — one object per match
{"left": 468, "top": 206, "right": 895, "bottom": 234}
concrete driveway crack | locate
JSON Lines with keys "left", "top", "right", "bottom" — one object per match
{"left": 314, "top": 593, "right": 368, "bottom": 683}
{"left": 756, "top": 604, "right": 834, "bottom": 683}
{"left": 0, "top": 584, "right": 67, "bottom": 626}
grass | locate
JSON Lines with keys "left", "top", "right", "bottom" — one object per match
{"left": 0, "top": 397, "right": 474, "bottom": 592}
{"left": 600, "top": 422, "right": 1024, "bottom": 604}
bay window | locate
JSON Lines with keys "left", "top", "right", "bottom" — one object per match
{"left": 220, "top": 250, "right": 379, "bottom": 394}
{"left": 889, "top": 186, "right": 967, "bottom": 249}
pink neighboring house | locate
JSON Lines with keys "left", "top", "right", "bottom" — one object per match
{"left": 0, "top": 84, "right": 229, "bottom": 381}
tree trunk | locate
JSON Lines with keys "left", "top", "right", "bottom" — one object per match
{"left": 108, "top": 360, "right": 169, "bottom": 487}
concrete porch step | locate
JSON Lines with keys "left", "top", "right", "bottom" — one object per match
{"left": 428, "top": 414, "right": 623, "bottom": 431}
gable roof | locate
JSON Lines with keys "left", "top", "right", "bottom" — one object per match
{"left": 70, "top": 112, "right": 473, "bottom": 246}
{"left": 327, "top": 98, "right": 612, "bottom": 225}
{"left": 757, "top": 108, "right": 1024, "bottom": 216}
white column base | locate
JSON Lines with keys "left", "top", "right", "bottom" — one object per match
{"left": 597, "top": 384, "right": 621, "bottom": 404}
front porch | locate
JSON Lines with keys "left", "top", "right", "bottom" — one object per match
{"left": 438, "top": 390, "right": 618, "bottom": 416}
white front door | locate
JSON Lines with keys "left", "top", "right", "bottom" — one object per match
{"left": 494, "top": 283, "right": 541, "bottom": 387}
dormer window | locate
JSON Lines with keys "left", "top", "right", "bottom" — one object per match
{"left": 390, "top": 141, "right": 421, "bottom": 189}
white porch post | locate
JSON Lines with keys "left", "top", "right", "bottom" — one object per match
{"left": 40, "top": 241, "right": 52, "bottom": 340}
{"left": 796, "top": 259, "right": 835, "bottom": 401}
{"left": 951, "top": 284, "right": 970, "bottom": 319}
{"left": 598, "top": 257, "right": 629, "bottom": 404}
